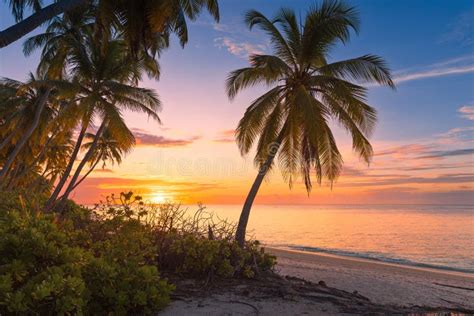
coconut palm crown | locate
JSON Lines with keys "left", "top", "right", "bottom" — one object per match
{"left": 226, "top": 0, "right": 395, "bottom": 245}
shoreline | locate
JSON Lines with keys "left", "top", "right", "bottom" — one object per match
{"left": 267, "top": 246, "right": 474, "bottom": 278}
{"left": 267, "top": 247, "right": 474, "bottom": 309}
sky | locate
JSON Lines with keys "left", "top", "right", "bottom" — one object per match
{"left": 1, "top": 0, "right": 473, "bottom": 205}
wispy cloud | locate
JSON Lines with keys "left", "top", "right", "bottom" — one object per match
{"left": 390, "top": 55, "right": 474, "bottom": 85}
{"left": 374, "top": 144, "right": 436, "bottom": 157}
{"left": 436, "top": 126, "right": 474, "bottom": 145}
{"left": 418, "top": 148, "right": 474, "bottom": 159}
{"left": 131, "top": 128, "right": 200, "bottom": 147}
{"left": 438, "top": 9, "right": 474, "bottom": 46}
{"left": 214, "top": 37, "right": 266, "bottom": 58}
{"left": 339, "top": 174, "right": 474, "bottom": 187}
{"left": 458, "top": 105, "right": 474, "bottom": 120}
{"left": 213, "top": 129, "right": 235, "bottom": 143}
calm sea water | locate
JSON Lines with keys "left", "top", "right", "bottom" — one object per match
{"left": 203, "top": 204, "right": 474, "bottom": 273}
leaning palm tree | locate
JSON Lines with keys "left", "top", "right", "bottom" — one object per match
{"left": 226, "top": 1, "right": 395, "bottom": 246}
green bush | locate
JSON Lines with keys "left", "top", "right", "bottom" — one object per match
{"left": 83, "top": 257, "right": 172, "bottom": 314}
{"left": 0, "top": 208, "right": 173, "bottom": 315}
{"left": 161, "top": 234, "right": 275, "bottom": 279}
{"left": 0, "top": 191, "right": 276, "bottom": 315}
{"left": 0, "top": 210, "right": 87, "bottom": 314}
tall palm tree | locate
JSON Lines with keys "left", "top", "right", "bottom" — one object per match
{"left": 1, "top": 0, "right": 219, "bottom": 49}
{"left": 226, "top": 1, "right": 395, "bottom": 246}
{"left": 46, "top": 34, "right": 162, "bottom": 209}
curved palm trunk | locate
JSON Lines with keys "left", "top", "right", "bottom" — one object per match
{"left": 0, "top": 88, "right": 51, "bottom": 181}
{"left": 58, "top": 157, "right": 100, "bottom": 199}
{"left": 58, "top": 119, "right": 107, "bottom": 204}
{"left": 235, "top": 126, "right": 287, "bottom": 247}
{"left": 0, "top": 133, "right": 14, "bottom": 152}
{"left": 45, "top": 120, "right": 89, "bottom": 210}
{"left": 0, "top": 0, "right": 87, "bottom": 48}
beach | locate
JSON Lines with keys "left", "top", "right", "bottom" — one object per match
{"left": 162, "top": 247, "right": 474, "bottom": 315}
{"left": 270, "top": 247, "right": 474, "bottom": 309}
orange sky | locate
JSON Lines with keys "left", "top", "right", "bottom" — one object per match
{"left": 71, "top": 124, "right": 474, "bottom": 205}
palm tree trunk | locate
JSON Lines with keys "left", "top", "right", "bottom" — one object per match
{"left": 58, "top": 157, "right": 100, "bottom": 199}
{"left": 0, "top": 88, "right": 51, "bottom": 181}
{"left": 45, "top": 120, "right": 89, "bottom": 210}
{"left": 58, "top": 119, "right": 107, "bottom": 203}
{"left": 235, "top": 126, "right": 287, "bottom": 247}
{"left": 0, "top": 133, "right": 14, "bottom": 152}
{"left": 0, "top": 0, "right": 87, "bottom": 48}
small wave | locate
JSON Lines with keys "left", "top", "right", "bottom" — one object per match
{"left": 276, "top": 245, "right": 474, "bottom": 274}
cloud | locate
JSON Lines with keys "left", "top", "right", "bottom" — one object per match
{"left": 439, "top": 9, "right": 474, "bottom": 46}
{"left": 214, "top": 37, "right": 266, "bottom": 58}
{"left": 94, "top": 168, "right": 114, "bottom": 173}
{"left": 375, "top": 144, "right": 436, "bottom": 157}
{"left": 131, "top": 128, "right": 200, "bottom": 147}
{"left": 458, "top": 105, "right": 474, "bottom": 120}
{"left": 388, "top": 55, "right": 474, "bottom": 85}
{"left": 213, "top": 129, "right": 235, "bottom": 143}
{"left": 339, "top": 174, "right": 474, "bottom": 187}
{"left": 436, "top": 126, "right": 474, "bottom": 145}
{"left": 418, "top": 148, "right": 474, "bottom": 159}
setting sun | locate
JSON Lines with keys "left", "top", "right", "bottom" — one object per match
{"left": 150, "top": 192, "right": 169, "bottom": 204}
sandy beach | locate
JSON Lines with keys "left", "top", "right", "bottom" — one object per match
{"left": 269, "top": 247, "right": 474, "bottom": 310}
{"left": 161, "top": 247, "right": 474, "bottom": 315}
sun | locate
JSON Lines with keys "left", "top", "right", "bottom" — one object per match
{"left": 150, "top": 192, "right": 169, "bottom": 204}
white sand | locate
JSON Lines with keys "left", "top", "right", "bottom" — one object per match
{"left": 269, "top": 247, "right": 474, "bottom": 309}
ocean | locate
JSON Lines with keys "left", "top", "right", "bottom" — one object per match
{"left": 204, "top": 204, "right": 474, "bottom": 273}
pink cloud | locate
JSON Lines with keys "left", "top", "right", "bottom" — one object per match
{"left": 131, "top": 128, "right": 200, "bottom": 147}
{"left": 213, "top": 129, "right": 235, "bottom": 143}
{"left": 214, "top": 37, "right": 265, "bottom": 58}
{"left": 458, "top": 105, "right": 474, "bottom": 120}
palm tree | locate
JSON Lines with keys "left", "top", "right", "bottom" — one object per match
{"left": 0, "top": 75, "right": 56, "bottom": 181}
{"left": 62, "top": 126, "right": 134, "bottom": 194}
{"left": 226, "top": 1, "right": 395, "bottom": 246}
{"left": 46, "top": 34, "right": 162, "bottom": 209}
{"left": 22, "top": 6, "right": 95, "bottom": 79}
{"left": 1, "top": 0, "right": 219, "bottom": 49}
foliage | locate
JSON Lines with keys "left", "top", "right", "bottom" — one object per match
{"left": 0, "top": 191, "right": 275, "bottom": 314}
{"left": 0, "top": 198, "right": 173, "bottom": 315}
{"left": 0, "top": 210, "right": 87, "bottom": 314}
{"left": 164, "top": 236, "right": 275, "bottom": 279}
{"left": 92, "top": 192, "right": 276, "bottom": 280}
{"left": 0, "top": 189, "right": 48, "bottom": 213}
{"left": 227, "top": 1, "right": 394, "bottom": 191}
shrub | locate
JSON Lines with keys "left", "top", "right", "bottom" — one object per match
{"left": 94, "top": 192, "right": 277, "bottom": 280}
{"left": 0, "top": 205, "right": 173, "bottom": 315}
{"left": 0, "top": 210, "right": 87, "bottom": 314}
{"left": 0, "top": 191, "right": 276, "bottom": 315}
